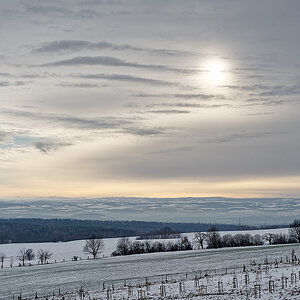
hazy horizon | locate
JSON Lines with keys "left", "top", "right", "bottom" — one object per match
{"left": 1, "top": 196, "right": 299, "bottom": 225}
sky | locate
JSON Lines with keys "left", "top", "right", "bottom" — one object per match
{"left": 0, "top": 1, "right": 300, "bottom": 222}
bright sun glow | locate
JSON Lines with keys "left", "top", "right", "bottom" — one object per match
{"left": 206, "top": 60, "right": 228, "bottom": 84}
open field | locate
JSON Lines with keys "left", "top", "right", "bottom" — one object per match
{"left": 1, "top": 236, "right": 299, "bottom": 299}
{"left": 0, "top": 228, "right": 289, "bottom": 268}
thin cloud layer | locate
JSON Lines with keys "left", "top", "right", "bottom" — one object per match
{"left": 75, "top": 73, "right": 174, "bottom": 85}
{"left": 40, "top": 55, "right": 192, "bottom": 74}
{"left": 34, "top": 40, "right": 194, "bottom": 56}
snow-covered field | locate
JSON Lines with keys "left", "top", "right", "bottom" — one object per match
{"left": 74, "top": 260, "right": 300, "bottom": 300}
{"left": 0, "top": 228, "right": 289, "bottom": 268}
{"left": 0, "top": 228, "right": 297, "bottom": 300}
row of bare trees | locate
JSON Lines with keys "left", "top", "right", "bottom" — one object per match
{"left": 16, "top": 248, "right": 35, "bottom": 266}
{"left": 17, "top": 248, "right": 53, "bottom": 266}
{"left": 0, "top": 248, "right": 53, "bottom": 268}
{"left": 82, "top": 219, "right": 300, "bottom": 259}
{"left": 111, "top": 236, "right": 192, "bottom": 256}
{"left": 0, "top": 238, "right": 104, "bottom": 269}
{"left": 192, "top": 226, "right": 265, "bottom": 249}
{"left": 82, "top": 236, "right": 192, "bottom": 258}
{"left": 193, "top": 220, "right": 300, "bottom": 249}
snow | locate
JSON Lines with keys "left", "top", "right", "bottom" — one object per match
{"left": 0, "top": 228, "right": 289, "bottom": 268}
{"left": 83, "top": 261, "right": 300, "bottom": 300}
{"left": 0, "top": 227, "right": 296, "bottom": 300}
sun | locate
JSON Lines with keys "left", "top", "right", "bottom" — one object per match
{"left": 192, "top": 57, "right": 234, "bottom": 90}
{"left": 206, "top": 59, "right": 227, "bottom": 84}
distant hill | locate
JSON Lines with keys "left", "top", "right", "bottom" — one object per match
{"left": 0, "top": 218, "right": 261, "bottom": 244}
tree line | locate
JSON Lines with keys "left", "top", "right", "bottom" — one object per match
{"left": 108, "top": 219, "right": 300, "bottom": 256}
{"left": 0, "top": 219, "right": 136, "bottom": 243}
{"left": 194, "top": 220, "right": 300, "bottom": 249}
{"left": 0, "top": 218, "right": 259, "bottom": 244}
{"left": 111, "top": 236, "right": 192, "bottom": 256}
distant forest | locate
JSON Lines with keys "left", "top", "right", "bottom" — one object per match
{"left": 0, "top": 218, "right": 285, "bottom": 244}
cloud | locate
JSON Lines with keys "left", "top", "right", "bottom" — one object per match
{"left": 75, "top": 73, "right": 174, "bottom": 85}
{"left": 199, "top": 131, "right": 279, "bottom": 144}
{"left": 25, "top": 3, "right": 71, "bottom": 16}
{"left": 0, "top": 81, "right": 9, "bottom": 87}
{"left": 223, "top": 84, "right": 300, "bottom": 98}
{"left": 148, "top": 146, "right": 193, "bottom": 155}
{"left": 140, "top": 103, "right": 232, "bottom": 109}
{"left": 149, "top": 109, "right": 190, "bottom": 114}
{"left": 3, "top": 109, "right": 132, "bottom": 130}
{"left": 57, "top": 82, "right": 105, "bottom": 88}
{"left": 2, "top": 109, "right": 169, "bottom": 141}
{"left": 132, "top": 92, "right": 223, "bottom": 100}
{"left": 0, "top": 72, "right": 11, "bottom": 77}
{"left": 169, "top": 103, "right": 231, "bottom": 108}
{"left": 245, "top": 112, "right": 274, "bottom": 116}
{"left": 125, "top": 127, "right": 165, "bottom": 136}
{"left": 34, "top": 140, "right": 72, "bottom": 153}
{"left": 256, "top": 86, "right": 300, "bottom": 97}
{"left": 0, "top": 72, "right": 56, "bottom": 80}
{"left": 0, "top": 81, "right": 27, "bottom": 87}
{"left": 0, "top": 131, "right": 11, "bottom": 143}
{"left": 172, "top": 93, "right": 223, "bottom": 100}
{"left": 221, "top": 84, "right": 276, "bottom": 91}
{"left": 34, "top": 40, "right": 194, "bottom": 56}
{"left": 243, "top": 98, "right": 299, "bottom": 107}
{"left": 40, "top": 55, "right": 191, "bottom": 73}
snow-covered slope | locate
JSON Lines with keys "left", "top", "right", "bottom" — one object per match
{"left": 0, "top": 240, "right": 299, "bottom": 300}
{"left": 0, "top": 228, "right": 289, "bottom": 268}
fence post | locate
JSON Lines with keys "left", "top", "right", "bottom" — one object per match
{"left": 268, "top": 280, "right": 274, "bottom": 293}
{"left": 218, "top": 280, "right": 223, "bottom": 293}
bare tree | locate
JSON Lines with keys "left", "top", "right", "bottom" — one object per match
{"left": 253, "top": 234, "right": 264, "bottom": 246}
{"left": 193, "top": 232, "right": 207, "bottom": 249}
{"left": 115, "top": 237, "right": 132, "bottom": 256}
{"left": 44, "top": 250, "right": 53, "bottom": 264}
{"left": 263, "top": 233, "right": 274, "bottom": 245}
{"left": 221, "top": 234, "right": 234, "bottom": 247}
{"left": 37, "top": 249, "right": 45, "bottom": 265}
{"left": 17, "top": 248, "right": 27, "bottom": 266}
{"left": 289, "top": 219, "right": 300, "bottom": 243}
{"left": 144, "top": 240, "right": 151, "bottom": 253}
{"left": 178, "top": 236, "right": 192, "bottom": 250}
{"left": 37, "top": 249, "right": 53, "bottom": 265}
{"left": 206, "top": 226, "right": 222, "bottom": 249}
{"left": 17, "top": 248, "right": 35, "bottom": 267}
{"left": 0, "top": 252, "right": 6, "bottom": 268}
{"left": 25, "top": 248, "right": 35, "bottom": 262}
{"left": 83, "top": 237, "right": 105, "bottom": 259}
{"left": 272, "top": 233, "right": 289, "bottom": 244}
